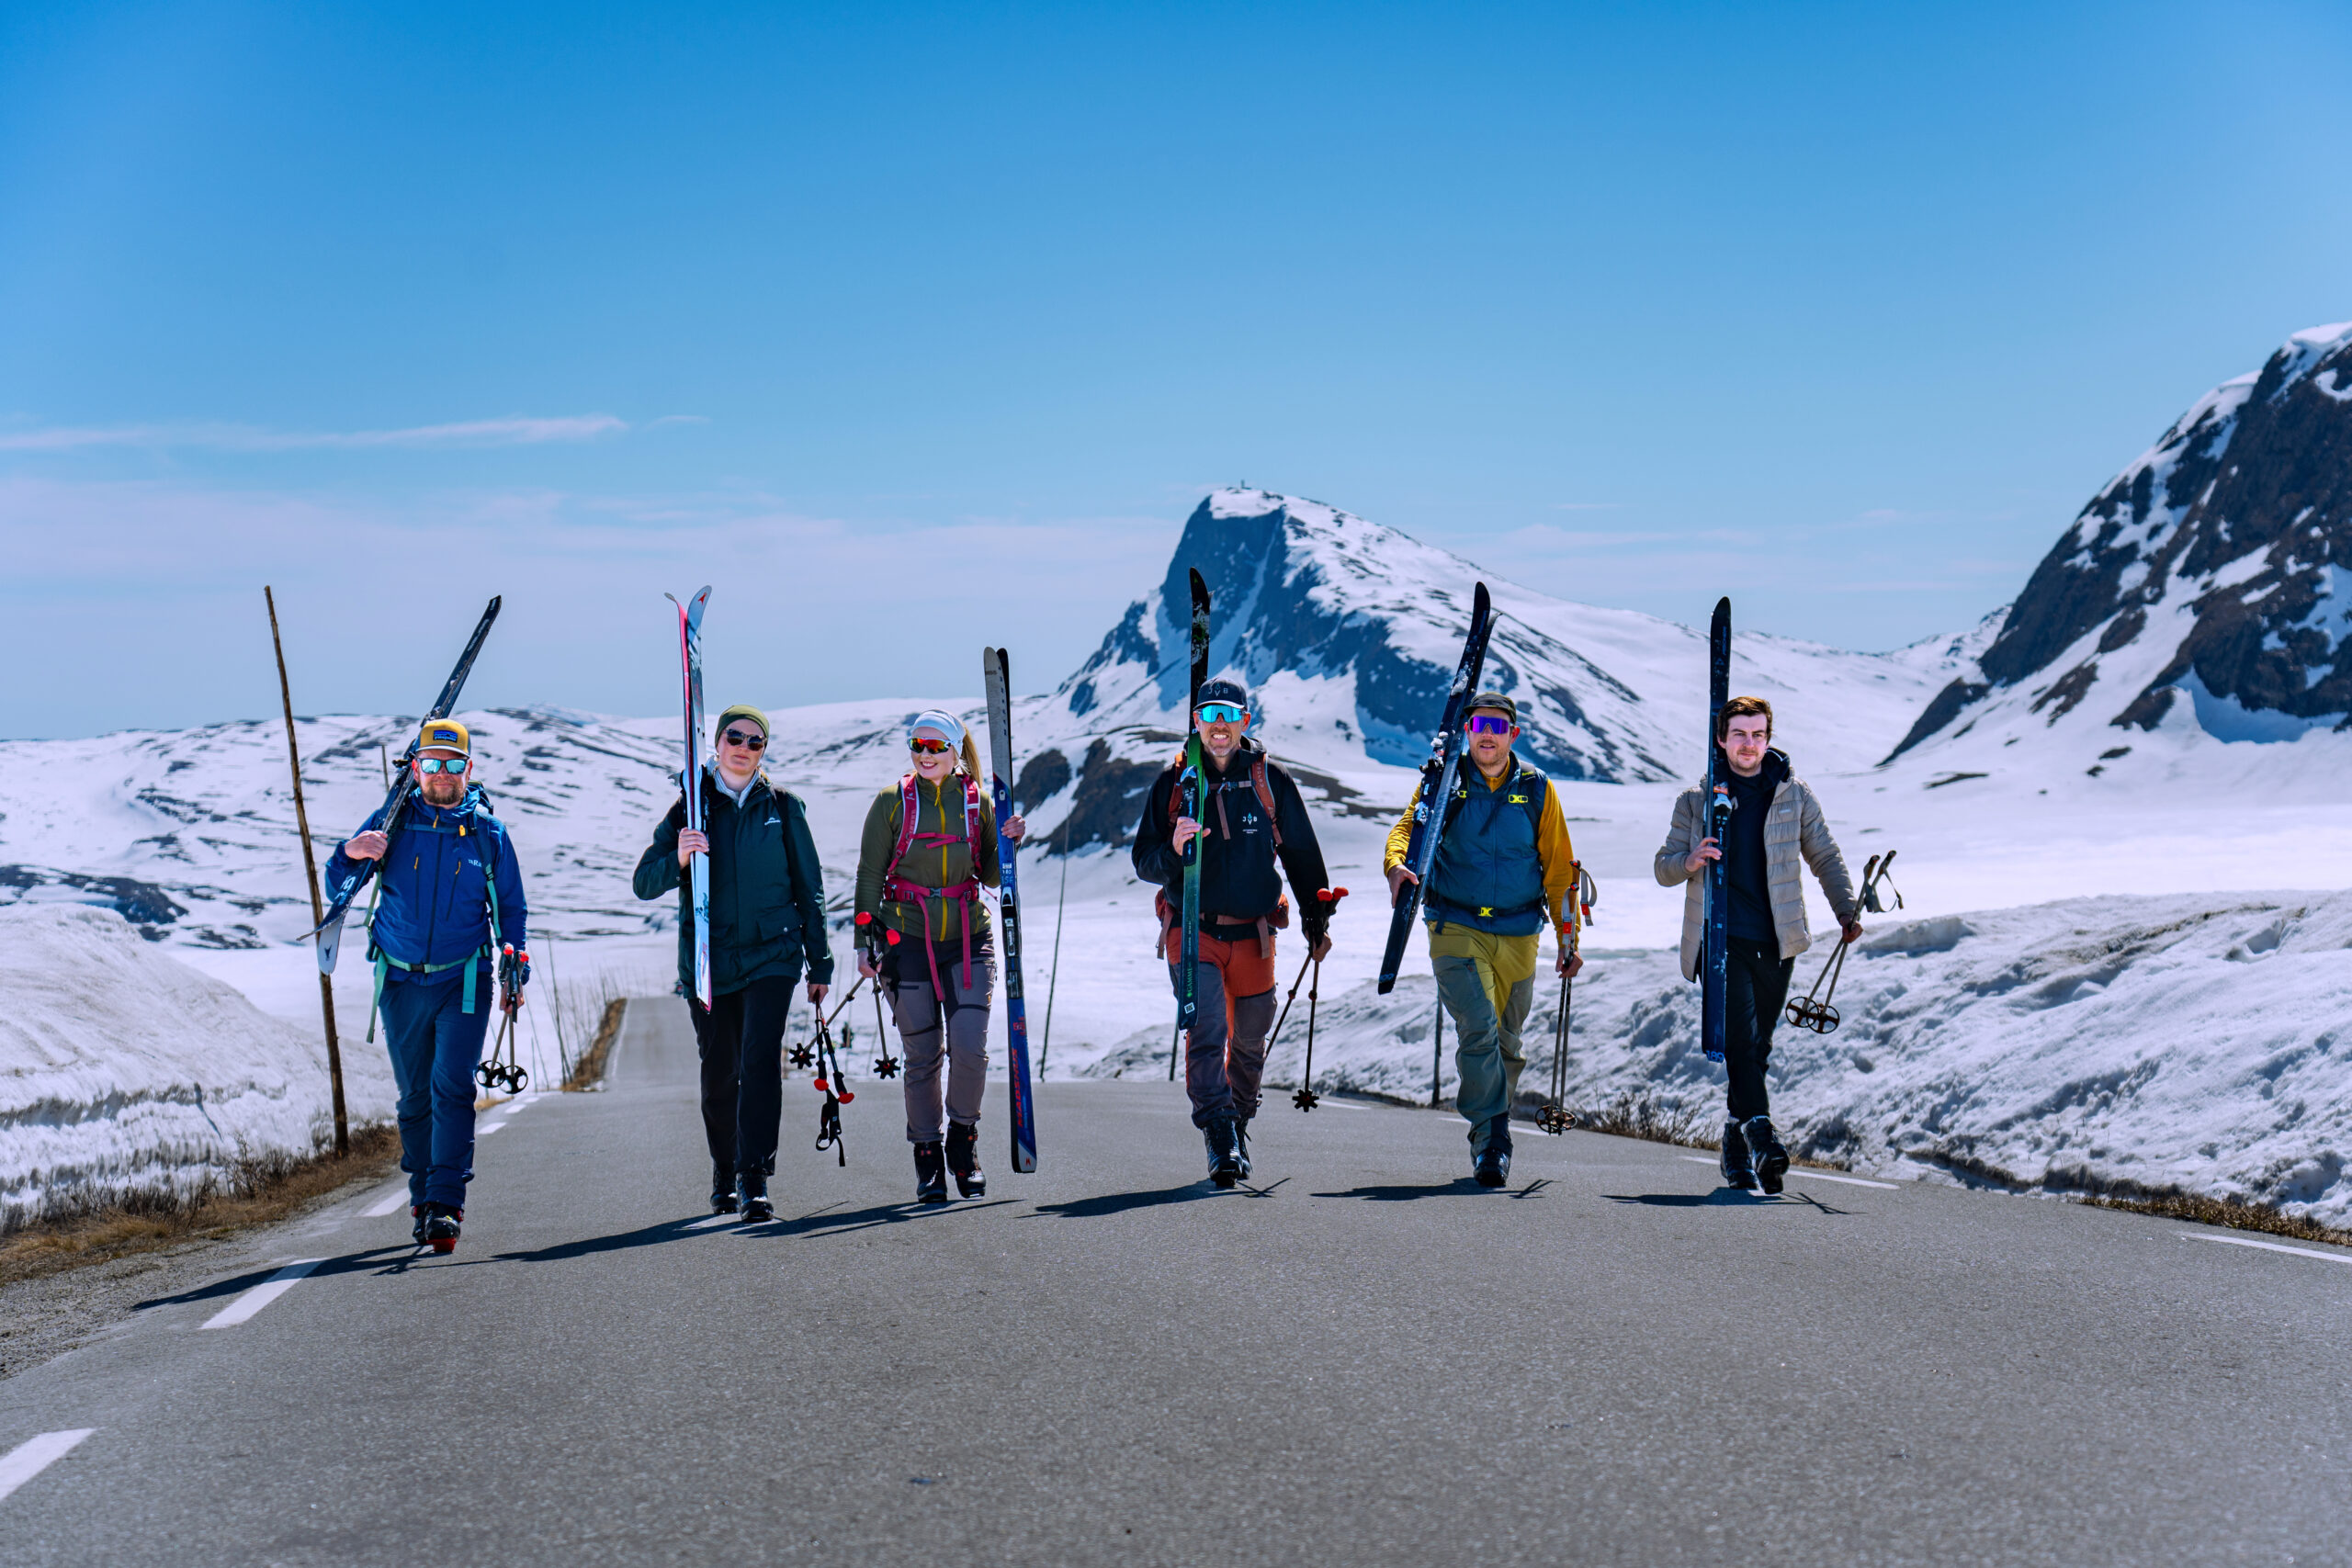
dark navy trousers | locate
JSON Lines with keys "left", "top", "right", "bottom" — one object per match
{"left": 379, "top": 967, "right": 492, "bottom": 1210}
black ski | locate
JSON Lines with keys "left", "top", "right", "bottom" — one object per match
{"left": 1378, "top": 582, "right": 1495, "bottom": 994}
{"left": 982, "top": 647, "right": 1039, "bottom": 1173}
{"left": 312, "top": 597, "right": 503, "bottom": 974}
{"left": 1171, "top": 569, "right": 1211, "bottom": 1081}
{"left": 1701, "top": 596, "right": 1731, "bottom": 1063}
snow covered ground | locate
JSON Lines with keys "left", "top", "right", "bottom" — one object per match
{"left": 0, "top": 904, "right": 397, "bottom": 1224}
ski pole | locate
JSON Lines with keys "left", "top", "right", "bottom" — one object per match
{"left": 812, "top": 1005, "right": 853, "bottom": 1167}
{"left": 1290, "top": 887, "right": 1347, "bottom": 1111}
{"left": 1539, "top": 863, "right": 1594, "bottom": 1134}
{"left": 1786, "top": 852, "right": 1897, "bottom": 1033}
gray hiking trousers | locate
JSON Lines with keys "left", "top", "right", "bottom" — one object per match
{"left": 888, "top": 937, "right": 994, "bottom": 1144}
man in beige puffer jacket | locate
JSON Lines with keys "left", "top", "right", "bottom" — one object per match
{"left": 1655, "top": 696, "right": 1860, "bottom": 1192}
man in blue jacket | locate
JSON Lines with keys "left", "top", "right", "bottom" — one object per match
{"left": 327, "top": 718, "right": 528, "bottom": 1252}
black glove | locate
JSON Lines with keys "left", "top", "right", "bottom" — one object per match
{"left": 1301, "top": 916, "right": 1329, "bottom": 950}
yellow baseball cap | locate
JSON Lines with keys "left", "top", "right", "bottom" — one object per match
{"left": 416, "top": 718, "right": 472, "bottom": 757}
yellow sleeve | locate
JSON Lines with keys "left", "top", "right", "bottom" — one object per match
{"left": 1534, "top": 778, "right": 1579, "bottom": 935}
{"left": 1382, "top": 778, "right": 1422, "bottom": 873}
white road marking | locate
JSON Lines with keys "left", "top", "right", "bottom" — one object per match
{"left": 1679, "top": 1155, "right": 1897, "bottom": 1190}
{"left": 201, "top": 1260, "right": 324, "bottom": 1328}
{"left": 2190, "top": 1234, "right": 2352, "bottom": 1267}
{"left": 686, "top": 1214, "right": 739, "bottom": 1230}
{"left": 0, "top": 1429, "right": 96, "bottom": 1503}
{"left": 478, "top": 1122, "right": 507, "bottom": 1135}
{"left": 362, "top": 1185, "right": 411, "bottom": 1218}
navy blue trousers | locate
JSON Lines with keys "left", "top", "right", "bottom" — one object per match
{"left": 379, "top": 968, "right": 492, "bottom": 1210}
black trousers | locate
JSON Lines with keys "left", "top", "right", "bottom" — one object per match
{"left": 1724, "top": 936, "right": 1793, "bottom": 1122}
{"left": 688, "top": 970, "right": 800, "bottom": 1181}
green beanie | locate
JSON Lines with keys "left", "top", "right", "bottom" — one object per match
{"left": 713, "top": 704, "right": 770, "bottom": 743}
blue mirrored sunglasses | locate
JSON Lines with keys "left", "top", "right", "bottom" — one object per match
{"left": 1464, "top": 716, "right": 1512, "bottom": 735}
{"left": 416, "top": 757, "right": 468, "bottom": 774}
{"left": 1195, "top": 703, "right": 1248, "bottom": 725}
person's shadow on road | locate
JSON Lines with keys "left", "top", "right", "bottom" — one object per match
{"left": 1310, "top": 1179, "right": 1546, "bottom": 1201}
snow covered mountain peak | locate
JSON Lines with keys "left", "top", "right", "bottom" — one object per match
{"left": 1890, "top": 320, "right": 2352, "bottom": 765}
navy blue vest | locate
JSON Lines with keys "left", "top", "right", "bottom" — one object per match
{"left": 1426, "top": 761, "right": 1548, "bottom": 935}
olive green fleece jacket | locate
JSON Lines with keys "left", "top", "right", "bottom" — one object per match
{"left": 854, "top": 773, "right": 1002, "bottom": 945}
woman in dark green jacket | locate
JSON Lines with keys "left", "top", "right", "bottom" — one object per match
{"left": 855, "top": 710, "right": 1023, "bottom": 1203}
{"left": 634, "top": 703, "right": 831, "bottom": 1222}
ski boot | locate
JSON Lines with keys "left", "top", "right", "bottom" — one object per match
{"left": 1203, "top": 1117, "right": 1243, "bottom": 1190}
{"left": 710, "top": 1163, "right": 739, "bottom": 1216}
{"left": 1473, "top": 1116, "right": 1513, "bottom": 1189}
{"left": 944, "top": 1122, "right": 987, "bottom": 1199}
{"left": 1719, "top": 1121, "right": 1756, "bottom": 1190}
{"left": 410, "top": 1204, "right": 428, "bottom": 1246}
{"left": 422, "top": 1202, "right": 461, "bottom": 1255}
{"left": 1743, "top": 1115, "right": 1790, "bottom": 1196}
{"left": 912, "top": 1141, "right": 950, "bottom": 1204}
{"left": 1232, "top": 1115, "right": 1254, "bottom": 1180}
{"left": 736, "top": 1171, "right": 774, "bottom": 1224}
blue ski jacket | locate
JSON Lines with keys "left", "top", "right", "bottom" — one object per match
{"left": 324, "top": 784, "right": 529, "bottom": 982}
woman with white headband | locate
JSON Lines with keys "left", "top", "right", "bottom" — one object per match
{"left": 854, "top": 710, "right": 1026, "bottom": 1202}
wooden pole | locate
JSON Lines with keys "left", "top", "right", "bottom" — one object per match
{"left": 266, "top": 587, "right": 349, "bottom": 1156}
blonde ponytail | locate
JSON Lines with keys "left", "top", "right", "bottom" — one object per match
{"left": 958, "top": 730, "right": 985, "bottom": 784}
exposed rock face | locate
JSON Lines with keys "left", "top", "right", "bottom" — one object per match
{"left": 1893, "top": 322, "right": 2352, "bottom": 758}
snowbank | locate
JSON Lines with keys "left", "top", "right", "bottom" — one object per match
{"left": 1098, "top": 891, "right": 2352, "bottom": 1227}
{"left": 0, "top": 905, "right": 394, "bottom": 1225}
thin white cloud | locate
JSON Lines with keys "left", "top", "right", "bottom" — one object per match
{"left": 0, "top": 414, "right": 628, "bottom": 453}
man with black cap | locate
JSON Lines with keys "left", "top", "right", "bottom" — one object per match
{"left": 328, "top": 717, "right": 529, "bottom": 1252}
{"left": 1132, "top": 679, "right": 1333, "bottom": 1186}
{"left": 633, "top": 703, "right": 831, "bottom": 1222}
{"left": 1384, "top": 692, "right": 1583, "bottom": 1188}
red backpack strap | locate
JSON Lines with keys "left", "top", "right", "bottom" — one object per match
{"left": 963, "top": 773, "right": 984, "bottom": 850}
{"left": 1250, "top": 754, "right": 1283, "bottom": 851}
{"left": 885, "top": 774, "right": 922, "bottom": 883}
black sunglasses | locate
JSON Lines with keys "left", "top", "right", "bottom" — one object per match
{"left": 720, "top": 729, "right": 766, "bottom": 750}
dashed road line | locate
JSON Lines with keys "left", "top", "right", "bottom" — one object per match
{"left": 2190, "top": 1234, "right": 2352, "bottom": 1267}
{"left": 1678, "top": 1155, "right": 1897, "bottom": 1190}
{"left": 362, "top": 1185, "right": 411, "bottom": 1218}
{"left": 201, "top": 1260, "right": 324, "bottom": 1329}
{"left": 0, "top": 1429, "right": 96, "bottom": 1502}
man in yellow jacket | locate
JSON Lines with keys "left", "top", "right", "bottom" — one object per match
{"left": 1385, "top": 692, "right": 1583, "bottom": 1187}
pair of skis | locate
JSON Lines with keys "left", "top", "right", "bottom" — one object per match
{"left": 1377, "top": 582, "right": 1496, "bottom": 993}
{"left": 310, "top": 597, "right": 503, "bottom": 974}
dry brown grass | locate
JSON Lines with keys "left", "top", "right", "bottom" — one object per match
{"left": 562, "top": 997, "right": 628, "bottom": 1090}
{"left": 2082, "top": 1189, "right": 2352, "bottom": 1250}
{"left": 0, "top": 1124, "right": 401, "bottom": 1289}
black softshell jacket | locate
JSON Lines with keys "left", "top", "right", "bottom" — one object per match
{"left": 1131, "top": 741, "right": 1332, "bottom": 938}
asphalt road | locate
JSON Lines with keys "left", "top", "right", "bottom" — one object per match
{"left": 4, "top": 999, "right": 2348, "bottom": 1567}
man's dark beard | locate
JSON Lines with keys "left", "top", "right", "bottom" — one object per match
{"left": 421, "top": 774, "right": 466, "bottom": 806}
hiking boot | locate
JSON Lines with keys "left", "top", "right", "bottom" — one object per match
{"left": 1719, "top": 1121, "right": 1756, "bottom": 1190}
{"left": 913, "top": 1141, "right": 950, "bottom": 1203}
{"left": 1232, "top": 1115, "right": 1254, "bottom": 1179}
{"left": 710, "top": 1164, "right": 739, "bottom": 1215}
{"left": 1203, "top": 1117, "right": 1243, "bottom": 1189}
{"left": 736, "top": 1171, "right": 773, "bottom": 1224}
{"left": 944, "top": 1122, "right": 987, "bottom": 1199}
{"left": 423, "top": 1202, "right": 461, "bottom": 1255}
{"left": 1744, "top": 1116, "right": 1790, "bottom": 1196}
{"left": 1473, "top": 1116, "right": 1513, "bottom": 1189}
{"left": 410, "top": 1204, "right": 428, "bottom": 1245}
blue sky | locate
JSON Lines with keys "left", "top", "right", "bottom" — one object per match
{"left": 4, "top": 1, "right": 2349, "bottom": 738}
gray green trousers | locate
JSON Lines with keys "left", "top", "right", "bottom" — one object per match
{"left": 888, "top": 937, "right": 994, "bottom": 1144}
{"left": 1431, "top": 926, "right": 1539, "bottom": 1145}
